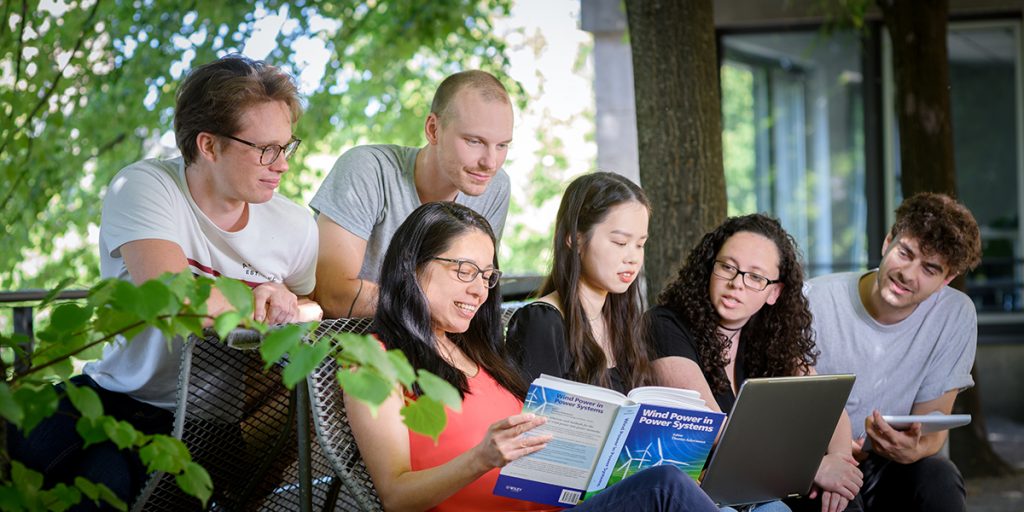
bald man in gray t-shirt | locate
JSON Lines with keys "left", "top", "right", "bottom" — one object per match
{"left": 311, "top": 70, "right": 514, "bottom": 319}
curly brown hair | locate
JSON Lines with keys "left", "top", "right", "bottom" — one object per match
{"left": 890, "top": 193, "right": 982, "bottom": 276}
{"left": 656, "top": 214, "right": 817, "bottom": 395}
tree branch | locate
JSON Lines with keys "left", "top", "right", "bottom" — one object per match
{"left": 0, "top": 0, "right": 102, "bottom": 160}
{"left": 14, "top": 0, "right": 27, "bottom": 85}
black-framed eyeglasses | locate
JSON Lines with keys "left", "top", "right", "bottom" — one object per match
{"left": 432, "top": 257, "right": 503, "bottom": 289}
{"left": 712, "top": 260, "right": 781, "bottom": 291}
{"left": 219, "top": 134, "right": 301, "bottom": 166}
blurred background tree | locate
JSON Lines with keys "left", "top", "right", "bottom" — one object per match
{"left": 1, "top": 0, "right": 595, "bottom": 292}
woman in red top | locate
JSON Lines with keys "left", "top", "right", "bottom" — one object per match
{"left": 346, "top": 202, "right": 719, "bottom": 512}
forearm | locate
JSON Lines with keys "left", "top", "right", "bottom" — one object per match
{"left": 315, "top": 278, "right": 378, "bottom": 318}
{"left": 827, "top": 411, "right": 854, "bottom": 456}
{"left": 377, "top": 448, "right": 492, "bottom": 512}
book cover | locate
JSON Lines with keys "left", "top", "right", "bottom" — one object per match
{"left": 494, "top": 375, "right": 725, "bottom": 507}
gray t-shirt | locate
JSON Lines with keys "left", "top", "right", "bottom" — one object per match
{"left": 807, "top": 271, "right": 976, "bottom": 439}
{"left": 309, "top": 144, "right": 510, "bottom": 282}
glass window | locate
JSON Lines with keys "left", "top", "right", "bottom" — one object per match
{"left": 721, "top": 31, "right": 868, "bottom": 276}
{"left": 886, "top": 21, "right": 1023, "bottom": 313}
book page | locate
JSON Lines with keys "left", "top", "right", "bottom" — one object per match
{"left": 494, "top": 381, "right": 632, "bottom": 506}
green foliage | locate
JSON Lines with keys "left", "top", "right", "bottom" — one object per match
{"left": 720, "top": 63, "right": 758, "bottom": 217}
{"left": 1, "top": 0, "right": 513, "bottom": 291}
{"left": 1, "top": 271, "right": 460, "bottom": 508}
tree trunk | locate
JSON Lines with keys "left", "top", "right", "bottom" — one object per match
{"left": 879, "top": 0, "right": 1014, "bottom": 477}
{"left": 625, "top": 0, "right": 727, "bottom": 304}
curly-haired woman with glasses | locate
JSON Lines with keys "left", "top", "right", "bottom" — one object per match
{"left": 646, "top": 214, "right": 862, "bottom": 512}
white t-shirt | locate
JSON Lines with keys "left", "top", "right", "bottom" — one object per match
{"left": 84, "top": 157, "right": 318, "bottom": 409}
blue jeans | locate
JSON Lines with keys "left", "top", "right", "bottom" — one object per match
{"left": 721, "top": 500, "right": 792, "bottom": 512}
{"left": 573, "top": 466, "right": 719, "bottom": 511}
{"left": 6, "top": 374, "right": 173, "bottom": 511}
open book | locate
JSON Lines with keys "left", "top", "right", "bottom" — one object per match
{"left": 493, "top": 374, "right": 726, "bottom": 507}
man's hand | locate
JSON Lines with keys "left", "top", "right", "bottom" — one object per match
{"left": 865, "top": 410, "right": 923, "bottom": 464}
{"left": 253, "top": 282, "right": 299, "bottom": 324}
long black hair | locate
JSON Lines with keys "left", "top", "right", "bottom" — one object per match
{"left": 538, "top": 171, "right": 654, "bottom": 390}
{"left": 657, "top": 214, "right": 817, "bottom": 394}
{"left": 374, "top": 201, "right": 527, "bottom": 398}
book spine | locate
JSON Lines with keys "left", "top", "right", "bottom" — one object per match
{"left": 584, "top": 404, "right": 641, "bottom": 495}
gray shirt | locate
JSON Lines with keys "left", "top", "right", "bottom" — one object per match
{"left": 807, "top": 271, "right": 976, "bottom": 439}
{"left": 310, "top": 144, "right": 510, "bottom": 282}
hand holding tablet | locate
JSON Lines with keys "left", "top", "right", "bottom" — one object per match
{"left": 881, "top": 413, "right": 972, "bottom": 434}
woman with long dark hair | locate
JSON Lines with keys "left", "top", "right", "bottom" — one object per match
{"left": 647, "top": 214, "right": 862, "bottom": 512}
{"left": 506, "top": 172, "right": 653, "bottom": 393}
{"left": 346, "top": 201, "right": 719, "bottom": 512}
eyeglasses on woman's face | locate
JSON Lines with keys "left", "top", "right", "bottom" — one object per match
{"left": 712, "top": 260, "right": 781, "bottom": 291}
{"left": 432, "top": 257, "right": 502, "bottom": 288}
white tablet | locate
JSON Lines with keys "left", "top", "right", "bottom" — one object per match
{"left": 881, "top": 414, "right": 971, "bottom": 434}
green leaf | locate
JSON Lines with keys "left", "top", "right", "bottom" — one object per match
{"left": 87, "top": 279, "right": 119, "bottom": 309}
{"left": 73, "top": 478, "right": 126, "bottom": 511}
{"left": 34, "top": 357, "right": 75, "bottom": 380}
{"left": 187, "top": 277, "right": 214, "bottom": 312}
{"left": 49, "top": 303, "right": 94, "bottom": 333}
{"left": 74, "top": 341, "right": 108, "bottom": 361}
{"left": 213, "top": 311, "right": 244, "bottom": 341}
{"left": 337, "top": 332, "right": 389, "bottom": 369}
{"left": 215, "top": 277, "right": 253, "bottom": 318}
{"left": 93, "top": 308, "right": 144, "bottom": 339}
{"left": 175, "top": 462, "right": 213, "bottom": 506}
{"left": 139, "top": 435, "right": 190, "bottom": 474}
{"left": 259, "top": 324, "right": 303, "bottom": 368}
{"left": 416, "top": 370, "right": 462, "bottom": 413}
{"left": 41, "top": 483, "right": 82, "bottom": 512}
{"left": 172, "top": 315, "right": 205, "bottom": 338}
{"left": 65, "top": 383, "right": 104, "bottom": 419}
{"left": 401, "top": 396, "right": 447, "bottom": 442}
{"left": 0, "top": 332, "right": 28, "bottom": 349}
{"left": 336, "top": 368, "right": 394, "bottom": 413}
{"left": 76, "top": 416, "right": 108, "bottom": 448}
{"left": 0, "top": 383, "right": 24, "bottom": 426}
{"left": 11, "top": 460, "right": 44, "bottom": 492}
{"left": 385, "top": 349, "right": 417, "bottom": 387}
{"left": 135, "top": 279, "right": 175, "bottom": 322}
{"left": 14, "top": 385, "right": 59, "bottom": 434}
{"left": 108, "top": 280, "right": 143, "bottom": 315}
{"left": 40, "top": 277, "right": 77, "bottom": 307}
{"left": 102, "top": 417, "right": 140, "bottom": 450}
{"left": 281, "top": 341, "right": 331, "bottom": 389}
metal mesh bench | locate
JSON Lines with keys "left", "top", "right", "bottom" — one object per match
{"left": 304, "top": 308, "right": 521, "bottom": 512}
{"left": 306, "top": 318, "right": 384, "bottom": 512}
{"left": 131, "top": 331, "right": 350, "bottom": 511}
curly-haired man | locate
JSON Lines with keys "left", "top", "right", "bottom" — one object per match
{"left": 803, "top": 192, "right": 982, "bottom": 512}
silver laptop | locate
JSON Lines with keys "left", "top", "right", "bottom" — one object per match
{"left": 700, "top": 374, "right": 855, "bottom": 507}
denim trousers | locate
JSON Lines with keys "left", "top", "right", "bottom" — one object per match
{"left": 572, "top": 466, "right": 720, "bottom": 511}
{"left": 6, "top": 374, "right": 173, "bottom": 511}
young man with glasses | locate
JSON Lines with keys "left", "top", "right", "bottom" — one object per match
{"left": 310, "top": 70, "right": 514, "bottom": 318}
{"left": 8, "top": 55, "right": 321, "bottom": 506}
{"left": 802, "top": 193, "right": 982, "bottom": 512}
